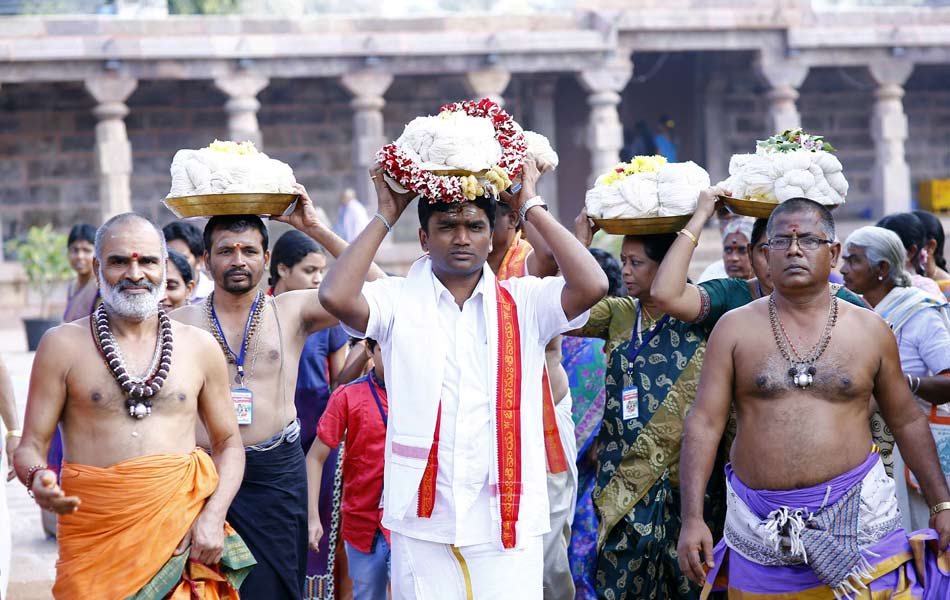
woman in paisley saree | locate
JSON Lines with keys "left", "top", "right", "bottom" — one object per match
{"left": 569, "top": 214, "right": 725, "bottom": 600}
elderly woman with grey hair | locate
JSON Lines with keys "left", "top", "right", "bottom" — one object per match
{"left": 841, "top": 225, "right": 950, "bottom": 528}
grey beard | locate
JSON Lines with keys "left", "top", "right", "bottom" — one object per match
{"left": 99, "top": 270, "right": 166, "bottom": 322}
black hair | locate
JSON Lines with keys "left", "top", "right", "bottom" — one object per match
{"left": 418, "top": 196, "right": 496, "bottom": 233}
{"left": 166, "top": 249, "right": 194, "bottom": 286}
{"left": 269, "top": 229, "right": 323, "bottom": 288}
{"left": 912, "top": 210, "right": 947, "bottom": 271}
{"left": 876, "top": 212, "right": 926, "bottom": 274}
{"left": 67, "top": 223, "right": 96, "bottom": 247}
{"left": 751, "top": 218, "right": 768, "bottom": 248}
{"left": 494, "top": 201, "right": 521, "bottom": 231}
{"left": 366, "top": 338, "right": 378, "bottom": 352}
{"left": 203, "top": 215, "right": 269, "bottom": 256}
{"left": 624, "top": 233, "right": 679, "bottom": 264}
{"left": 766, "top": 198, "right": 836, "bottom": 240}
{"left": 589, "top": 248, "right": 626, "bottom": 297}
{"left": 162, "top": 221, "right": 205, "bottom": 258}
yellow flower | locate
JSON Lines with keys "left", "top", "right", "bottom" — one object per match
{"left": 208, "top": 139, "right": 259, "bottom": 156}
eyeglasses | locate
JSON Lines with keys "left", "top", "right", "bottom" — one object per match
{"left": 767, "top": 235, "right": 834, "bottom": 251}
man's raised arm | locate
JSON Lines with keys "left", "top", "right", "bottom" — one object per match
{"left": 651, "top": 187, "right": 723, "bottom": 321}
{"left": 510, "top": 158, "right": 607, "bottom": 320}
{"left": 873, "top": 317, "right": 950, "bottom": 549}
{"left": 676, "top": 313, "right": 737, "bottom": 586}
{"left": 272, "top": 183, "right": 387, "bottom": 335}
{"left": 319, "top": 167, "right": 413, "bottom": 334}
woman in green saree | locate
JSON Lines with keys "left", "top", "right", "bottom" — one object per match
{"left": 569, "top": 215, "right": 721, "bottom": 600}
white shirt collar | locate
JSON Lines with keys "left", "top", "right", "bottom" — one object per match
{"left": 430, "top": 260, "right": 490, "bottom": 306}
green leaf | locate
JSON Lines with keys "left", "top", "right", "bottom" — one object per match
{"left": 5, "top": 225, "right": 74, "bottom": 317}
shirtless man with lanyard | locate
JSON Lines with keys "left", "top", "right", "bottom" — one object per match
{"left": 171, "top": 184, "right": 384, "bottom": 599}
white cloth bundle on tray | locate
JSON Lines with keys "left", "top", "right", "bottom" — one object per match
{"left": 585, "top": 160, "right": 710, "bottom": 220}
{"left": 167, "top": 144, "right": 296, "bottom": 197}
{"left": 396, "top": 112, "right": 503, "bottom": 173}
{"left": 720, "top": 149, "right": 848, "bottom": 206}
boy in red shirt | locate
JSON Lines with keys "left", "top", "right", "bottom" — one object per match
{"left": 307, "top": 338, "right": 389, "bottom": 599}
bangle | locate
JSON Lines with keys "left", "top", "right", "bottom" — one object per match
{"left": 907, "top": 374, "right": 921, "bottom": 394}
{"left": 678, "top": 228, "right": 699, "bottom": 247}
{"left": 25, "top": 464, "right": 49, "bottom": 498}
{"left": 931, "top": 501, "right": 950, "bottom": 517}
{"left": 373, "top": 212, "right": 393, "bottom": 233}
{"left": 4, "top": 429, "right": 21, "bottom": 441}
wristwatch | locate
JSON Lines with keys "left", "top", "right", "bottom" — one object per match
{"left": 519, "top": 195, "right": 547, "bottom": 224}
{"left": 930, "top": 501, "right": 950, "bottom": 517}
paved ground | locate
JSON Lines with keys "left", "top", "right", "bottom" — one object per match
{"left": 3, "top": 326, "right": 56, "bottom": 600}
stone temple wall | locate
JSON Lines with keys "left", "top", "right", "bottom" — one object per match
{"left": 0, "top": 58, "right": 948, "bottom": 240}
{"left": 0, "top": 75, "right": 473, "bottom": 242}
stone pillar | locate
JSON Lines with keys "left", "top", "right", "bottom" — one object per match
{"left": 868, "top": 58, "right": 914, "bottom": 216}
{"left": 703, "top": 77, "right": 729, "bottom": 184}
{"left": 340, "top": 70, "right": 394, "bottom": 213}
{"left": 214, "top": 74, "right": 269, "bottom": 148}
{"left": 756, "top": 50, "right": 809, "bottom": 133}
{"left": 85, "top": 76, "right": 138, "bottom": 221}
{"left": 530, "top": 78, "right": 560, "bottom": 218}
{"left": 578, "top": 59, "right": 633, "bottom": 186}
{"left": 464, "top": 67, "right": 511, "bottom": 107}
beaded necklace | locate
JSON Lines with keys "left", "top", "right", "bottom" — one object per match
{"left": 91, "top": 303, "right": 173, "bottom": 419}
{"left": 768, "top": 290, "right": 838, "bottom": 389}
{"left": 205, "top": 291, "right": 265, "bottom": 385}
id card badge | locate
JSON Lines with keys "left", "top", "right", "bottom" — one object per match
{"left": 231, "top": 387, "right": 254, "bottom": 425}
{"left": 622, "top": 386, "right": 639, "bottom": 421}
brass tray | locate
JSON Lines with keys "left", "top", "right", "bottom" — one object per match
{"left": 163, "top": 193, "right": 298, "bottom": 218}
{"left": 719, "top": 196, "right": 779, "bottom": 219}
{"left": 592, "top": 215, "right": 691, "bottom": 235}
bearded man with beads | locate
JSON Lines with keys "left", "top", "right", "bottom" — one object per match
{"left": 14, "top": 213, "right": 254, "bottom": 599}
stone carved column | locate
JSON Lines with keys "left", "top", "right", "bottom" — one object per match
{"left": 85, "top": 76, "right": 138, "bottom": 221}
{"left": 464, "top": 67, "right": 511, "bottom": 107}
{"left": 214, "top": 74, "right": 269, "bottom": 148}
{"left": 578, "top": 59, "right": 632, "bottom": 186}
{"left": 340, "top": 70, "right": 394, "bottom": 213}
{"left": 530, "top": 78, "right": 560, "bottom": 218}
{"left": 868, "top": 58, "right": 914, "bottom": 216}
{"left": 756, "top": 50, "right": 809, "bottom": 133}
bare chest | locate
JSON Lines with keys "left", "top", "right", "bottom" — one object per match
{"left": 67, "top": 347, "right": 202, "bottom": 417}
{"left": 208, "top": 307, "right": 299, "bottom": 396}
{"left": 735, "top": 341, "right": 875, "bottom": 402}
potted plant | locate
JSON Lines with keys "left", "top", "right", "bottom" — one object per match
{"left": 5, "top": 225, "right": 74, "bottom": 351}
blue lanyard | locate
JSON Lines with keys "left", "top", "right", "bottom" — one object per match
{"left": 210, "top": 292, "right": 262, "bottom": 381}
{"left": 368, "top": 371, "right": 387, "bottom": 427}
{"left": 627, "top": 303, "right": 669, "bottom": 373}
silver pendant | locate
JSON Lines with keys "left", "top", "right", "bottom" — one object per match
{"left": 133, "top": 403, "right": 148, "bottom": 419}
{"left": 790, "top": 365, "right": 816, "bottom": 389}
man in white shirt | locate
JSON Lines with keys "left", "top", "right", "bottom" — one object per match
{"left": 335, "top": 188, "right": 370, "bottom": 243}
{"left": 319, "top": 158, "right": 608, "bottom": 599}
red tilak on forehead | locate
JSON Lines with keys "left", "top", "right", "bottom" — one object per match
{"left": 232, "top": 243, "right": 242, "bottom": 249}
{"left": 131, "top": 252, "right": 139, "bottom": 259}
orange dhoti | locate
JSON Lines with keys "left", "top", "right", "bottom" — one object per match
{"left": 55, "top": 449, "right": 255, "bottom": 599}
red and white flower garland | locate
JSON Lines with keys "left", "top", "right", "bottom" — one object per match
{"left": 376, "top": 98, "right": 528, "bottom": 204}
